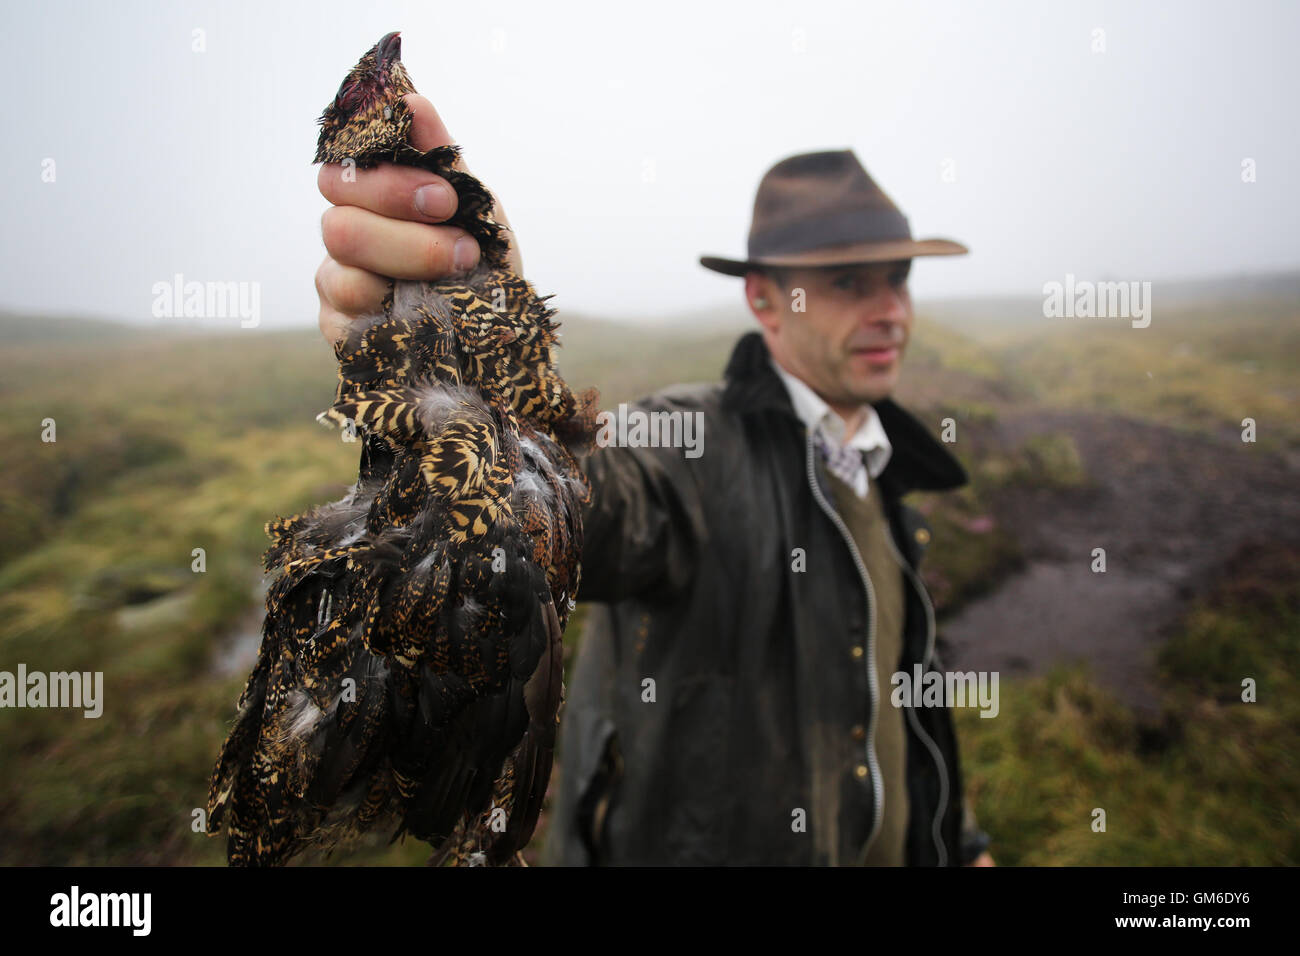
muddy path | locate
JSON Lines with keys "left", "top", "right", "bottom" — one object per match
{"left": 938, "top": 410, "right": 1300, "bottom": 712}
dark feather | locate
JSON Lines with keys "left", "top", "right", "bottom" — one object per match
{"left": 205, "top": 31, "right": 595, "bottom": 866}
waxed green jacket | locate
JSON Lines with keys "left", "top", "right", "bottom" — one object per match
{"left": 544, "top": 330, "right": 988, "bottom": 866}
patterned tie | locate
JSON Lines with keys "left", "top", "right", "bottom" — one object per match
{"left": 813, "top": 423, "right": 869, "bottom": 497}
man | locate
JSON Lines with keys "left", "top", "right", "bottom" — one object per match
{"left": 315, "top": 95, "right": 992, "bottom": 866}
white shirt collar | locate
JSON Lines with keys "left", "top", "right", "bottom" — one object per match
{"left": 769, "top": 354, "right": 893, "bottom": 483}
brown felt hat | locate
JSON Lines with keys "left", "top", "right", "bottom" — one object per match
{"left": 699, "top": 149, "right": 968, "bottom": 277}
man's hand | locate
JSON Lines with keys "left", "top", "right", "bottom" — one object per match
{"left": 965, "top": 851, "right": 995, "bottom": 867}
{"left": 315, "top": 93, "right": 522, "bottom": 345}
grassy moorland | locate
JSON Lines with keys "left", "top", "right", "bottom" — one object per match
{"left": 0, "top": 272, "right": 1295, "bottom": 865}
{"left": 954, "top": 540, "right": 1300, "bottom": 865}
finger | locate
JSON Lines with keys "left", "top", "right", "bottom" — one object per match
{"left": 404, "top": 94, "right": 455, "bottom": 152}
{"left": 404, "top": 93, "right": 523, "bottom": 271}
{"left": 321, "top": 205, "right": 480, "bottom": 280}
{"left": 317, "top": 162, "right": 460, "bottom": 224}
{"left": 315, "top": 255, "right": 391, "bottom": 317}
{"left": 318, "top": 300, "right": 354, "bottom": 346}
{"left": 492, "top": 201, "right": 524, "bottom": 275}
{"left": 315, "top": 95, "right": 460, "bottom": 222}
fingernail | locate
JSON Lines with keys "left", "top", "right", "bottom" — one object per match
{"left": 453, "top": 236, "right": 479, "bottom": 272}
{"left": 414, "top": 182, "right": 453, "bottom": 218}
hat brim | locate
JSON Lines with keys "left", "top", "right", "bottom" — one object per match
{"left": 699, "top": 238, "right": 969, "bottom": 277}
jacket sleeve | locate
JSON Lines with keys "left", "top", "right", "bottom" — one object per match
{"left": 575, "top": 397, "right": 706, "bottom": 604}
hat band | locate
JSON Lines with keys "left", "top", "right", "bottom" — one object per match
{"left": 748, "top": 207, "right": 912, "bottom": 258}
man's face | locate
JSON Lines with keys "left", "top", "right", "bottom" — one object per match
{"left": 749, "top": 259, "right": 914, "bottom": 411}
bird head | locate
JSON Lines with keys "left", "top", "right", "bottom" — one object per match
{"left": 315, "top": 31, "right": 417, "bottom": 166}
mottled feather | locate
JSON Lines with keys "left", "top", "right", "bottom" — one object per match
{"left": 206, "top": 31, "right": 596, "bottom": 866}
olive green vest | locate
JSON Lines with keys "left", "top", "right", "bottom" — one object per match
{"left": 826, "top": 471, "right": 909, "bottom": 866}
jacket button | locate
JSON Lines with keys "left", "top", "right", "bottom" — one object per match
{"left": 855, "top": 764, "right": 869, "bottom": 779}
{"left": 850, "top": 725, "right": 866, "bottom": 742}
{"left": 850, "top": 645, "right": 864, "bottom": 661}
{"left": 915, "top": 527, "right": 931, "bottom": 545}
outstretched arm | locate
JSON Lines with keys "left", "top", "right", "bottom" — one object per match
{"left": 577, "top": 432, "right": 703, "bottom": 604}
{"left": 312, "top": 102, "right": 697, "bottom": 604}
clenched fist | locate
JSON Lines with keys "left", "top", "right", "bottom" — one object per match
{"left": 314, "top": 93, "right": 522, "bottom": 344}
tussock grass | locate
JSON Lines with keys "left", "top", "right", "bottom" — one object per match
{"left": 1, "top": 292, "right": 1294, "bottom": 864}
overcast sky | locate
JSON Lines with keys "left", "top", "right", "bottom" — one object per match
{"left": 2, "top": 0, "right": 1297, "bottom": 328}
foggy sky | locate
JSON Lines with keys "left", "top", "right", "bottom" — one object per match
{"left": 1, "top": 0, "right": 1296, "bottom": 329}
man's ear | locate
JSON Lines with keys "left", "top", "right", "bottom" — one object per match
{"left": 746, "top": 272, "right": 784, "bottom": 339}
{"left": 745, "top": 270, "right": 777, "bottom": 314}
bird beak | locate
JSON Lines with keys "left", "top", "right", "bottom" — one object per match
{"left": 377, "top": 32, "right": 401, "bottom": 69}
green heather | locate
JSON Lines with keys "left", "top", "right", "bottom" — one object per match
{"left": 0, "top": 274, "right": 1295, "bottom": 865}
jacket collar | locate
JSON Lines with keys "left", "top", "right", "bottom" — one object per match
{"left": 721, "top": 330, "right": 968, "bottom": 494}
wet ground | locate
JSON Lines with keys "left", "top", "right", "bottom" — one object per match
{"left": 940, "top": 410, "right": 1300, "bottom": 712}
{"left": 210, "top": 576, "right": 269, "bottom": 679}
